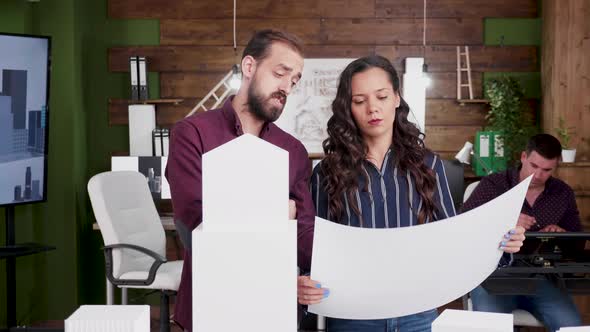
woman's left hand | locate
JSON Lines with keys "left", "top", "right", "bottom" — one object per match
{"left": 499, "top": 226, "right": 526, "bottom": 253}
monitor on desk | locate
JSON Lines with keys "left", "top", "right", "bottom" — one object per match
{"left": 484, "top": 232, "right": 590, "bottom": 295}
{"left": 518, "top": 232, "right": 590, "bottom": 262}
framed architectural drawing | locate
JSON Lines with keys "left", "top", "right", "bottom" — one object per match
{"left": 275, "top": 58, "right": 354, "bottom": 155}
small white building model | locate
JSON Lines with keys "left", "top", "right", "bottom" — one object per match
{"left": 193, "top": 134, "right": 297, "bottom": 332}
{"left": 65, "top": 305, "right": 150, "bottom": 332}
{"left": 432, "top": 309, "right": 513, "bottom": 332}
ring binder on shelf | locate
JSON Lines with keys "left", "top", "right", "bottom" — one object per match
{"left": 129, "top": 56, "right": 139, "bottom": 101}
{"left": 152, "top": 127, "right": 170, "bottom": 157}
{"left": 138, "top": 56, "right": 149, "bottom": 100}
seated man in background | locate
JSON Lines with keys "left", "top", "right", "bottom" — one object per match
{"left": 462, "top": 133, "right": 582, "bottom": 331}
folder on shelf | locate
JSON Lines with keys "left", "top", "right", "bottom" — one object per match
{"left": 152, "top": 127, "right": 170, "bottom": 157}
{"left": 474, "top": 131, "right": 507, "bottom": 176}
{"left": 138, "top": 56, "right": 149, "bottom": 100}
{"left": 129, "top": 56, "right": 139, "bottom": 101}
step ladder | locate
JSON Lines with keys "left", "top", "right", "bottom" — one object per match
{"left": 456, "top": 46, "right": 474, "bottom": 100}
{"left": 185, "top": 68, "right": 235, "bottom": 117}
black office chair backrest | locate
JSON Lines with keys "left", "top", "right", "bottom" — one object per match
{"left": 441, "top": 159, "right": 464, "bottom": 212}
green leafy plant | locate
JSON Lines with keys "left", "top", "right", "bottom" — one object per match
{"left": 555, "top": 117, "right": 574, "bottom": 149}
{"left": 484, "top": 76, "right": 538, "bottom": 164}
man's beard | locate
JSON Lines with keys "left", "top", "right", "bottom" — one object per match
{"left": 247, "top": 77, "right": 287, "bottom": 123}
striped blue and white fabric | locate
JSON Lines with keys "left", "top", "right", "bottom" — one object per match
{"left": 310, "top": 150, "right": 457, "bottom": 228}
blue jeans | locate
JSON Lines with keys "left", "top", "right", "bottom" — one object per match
{"left": 471, "top": 279, "right": 582, "bottom": 332}
{"left": 327, "top": 309, "right": 438, "bottom": 332}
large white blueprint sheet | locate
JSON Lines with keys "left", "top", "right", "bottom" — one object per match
{"left": 308, "top": 176, "right": 532, "bottom": 319}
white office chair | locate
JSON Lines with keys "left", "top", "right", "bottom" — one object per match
{"left": 463, "top": 180, "right": 480, "bottom": 202}
{"left": 88, "top": 171, "right": 183, "bottom": 332}
{"left": 462, "top": 181, "right": 543, "bottom": 329}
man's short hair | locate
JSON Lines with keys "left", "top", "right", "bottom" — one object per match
{"left": 525, "top": 134, "right": 562, "bottom": 160}
{"left": 242, "top": 29, "right": 304, "bottom": 62}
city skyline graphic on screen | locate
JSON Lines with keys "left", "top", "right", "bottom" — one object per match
{"left": 0, "top": 33, "right": 50, "bottom": 206}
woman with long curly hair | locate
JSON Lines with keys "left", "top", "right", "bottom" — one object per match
{"left": 297, "top": 55, "right": 525, "bottom": 332}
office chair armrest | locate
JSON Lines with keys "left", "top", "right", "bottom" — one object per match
{"left": 103, "top": 243, "right": 167, "bottom": 287}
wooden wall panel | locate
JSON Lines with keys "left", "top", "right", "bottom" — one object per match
{"left": 436, "top": 151, "right": 458, "bottom": 161}
{"left": 109, "top": 46, "right": 245, "bottom": 72}
{"left": 159, "top": 71, "right": 482, "bottom": 99}
{"left": 110, "top": 46, "right": 378, "bottom": 72}
{"left": 555, "top": 162, "right": 590, "bottom": 191}
{"left": 377, "top": 46, "right": 538, "bottom": 72}
{"left": 426, "top": 99, "right": 488, "bottom": 126}
{"left": 160, "top": 19, "right": 322, "bottom": 46}
{"left": 542, "top": 0, "right": 590, "bottom": 161}
{"left": 375, "top": 0, "right": 537, "bottom": 18}
{"left": 109, "top": 0, "right": 375, "bottom": 19}
{"left": 160, "top": 18, "right": 483, "bottom": 46}
{"left": 110, "top": 45, "right": 538, "bottom": 73}
{"left": 320, "top": 18, "right": 482, "bottom": 45}
{"left": 427, "top": 99, "right": 538, "bottom": 127}
{"left": 427, "top": 72, "right": 482, "bottom": 99}
{"left": 156, "top": 100, "right": 199, "bottom": 127}
{"left": 576, "top": 195, "right": 590, "bottom": 231}
{"left": 110, "top": 0, "right": 537, "bottom": 20}
{"left": 108, "top": 98, "right": 198, "bottom": 127}
{"left": 160, "top": 72, "right": 227, "bottom": 99}
{"left": 109, "top": 98, "right": 494, "bottom": 140}
{"left": 303, "top": 45, "right": 377, "bottom": 59}
{"left": 424, "top": 125, "right": 482, "bottom": 153}
{"left": 549, "top": 162, "right": 590, "bottom": 229}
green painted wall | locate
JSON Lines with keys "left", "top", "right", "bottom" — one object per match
{"left": 483, "top": 17, "right": 542, "bottom": 100}
{"left": 485, "top": 18, "right": 542, "bottom": 46}
{"left": 0, "top": 0, "right": 86, "bottom": 326}
{"left": 483, "top": 16, "right": 542, "bottom": 130}
{"left": 78, "top": 0, "right": 159, "bottom": 308}
{"left": 0, "top": 0, "right": 159, "bottom": 327}
{"left": 0, "top": 1, "right": 33, "bottom": 33}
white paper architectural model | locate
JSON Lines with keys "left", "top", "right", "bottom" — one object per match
{"left": 65, "top": 305, "right": 149, "bottom": 332}
{"left": 193, "top": 134, "right": 297, "bottom": 332}
{"left": 432, "top": 309, "right": 513, "bottom": 332}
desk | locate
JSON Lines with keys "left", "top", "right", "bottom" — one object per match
{"left": 93, "top": 216, "right": 177, "bottom": 305}
{"left": 92, "top": 215, "right": 175, "bottom": 231}
{"left": 483, "top": 233, "right": 590, "bottom": 295}
{"left": 484, "top": 264, "right": 590, "bottom": 296}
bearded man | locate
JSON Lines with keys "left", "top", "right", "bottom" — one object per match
{"left": 165, "top": 29, "right": 315, "bottom": 332}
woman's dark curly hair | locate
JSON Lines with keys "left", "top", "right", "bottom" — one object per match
{"left": 321, "top": 55, "right": 438, "bottom": 225}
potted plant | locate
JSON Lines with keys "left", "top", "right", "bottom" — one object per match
{"left": 555, "top": 117, "right": 576, "bottom": 162}
{"left": 484, "top": 76, "right": 538, "bottom": 166}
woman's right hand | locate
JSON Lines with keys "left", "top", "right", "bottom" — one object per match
{"left": 297, "top": 275, "right": 329, "bottom": 305}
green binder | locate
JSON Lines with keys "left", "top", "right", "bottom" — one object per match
{"left": 473, "top": 131, "right": 507, "bottom": 176}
